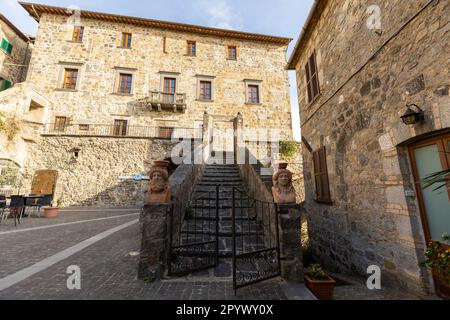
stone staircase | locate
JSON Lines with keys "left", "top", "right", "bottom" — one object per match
{"left": 175, "top": 163, "right": 266, "bottom": 279}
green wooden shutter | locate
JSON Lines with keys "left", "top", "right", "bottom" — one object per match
{"left": 0, "top": 38, "right": 8, "bottom": 51}
{"left": 6, "top": 43, "right": 13, "bottom": 54}
{"left": 0, "top": 80, "right": 12, "bottom": 91}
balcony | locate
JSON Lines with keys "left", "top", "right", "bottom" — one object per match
{"left": 138, "top": 91, "right": 187, "bottom": 113}
{"left": 42, "top": 123, "right": 202, "bottom": 140}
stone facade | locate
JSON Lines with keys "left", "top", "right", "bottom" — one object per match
{"left": 0, "top": 14, "right": 32, "bottom": 86}
{"left": 0, "top": 4, "right": 296, "bottom": 207}
{"left": 289, "top": 0, "right": 449, "bottom": 296}
{"left": 25, "top": 10, "right": 292, "bottom": 136}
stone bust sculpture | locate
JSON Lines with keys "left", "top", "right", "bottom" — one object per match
{"left": 272, "top": 169, "right": 296, "bottom": 204}
{"left": 146, "top": 166, "right": 171, "bottom": 204}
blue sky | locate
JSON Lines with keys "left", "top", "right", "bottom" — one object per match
{"left": 0, "top": 0, "right": 315, "bottom": 140}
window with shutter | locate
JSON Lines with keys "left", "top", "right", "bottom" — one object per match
{"left": 0, "top": 79, "right": 12, "bottom": 91}
{"left": 305, "top": 51, "right": 320, "bottom": 104}
{"left": 1, "top": 38, "right": 12, "bottom": 54}
{"left": 313, "top": 146, "right": 331, "bottom": 203}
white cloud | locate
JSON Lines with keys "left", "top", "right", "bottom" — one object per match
{"left": 197, "top": 0, "right": 238, "bottom": 30}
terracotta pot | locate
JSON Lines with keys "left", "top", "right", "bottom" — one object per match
{"left": 304, "top": 273, "right": 336, "bottom": 300}
{"left": 153, "top": 160, "right": 170, "bottom": 169}
{"left": 43, "top": 207, "right": 59, "bottom": 218}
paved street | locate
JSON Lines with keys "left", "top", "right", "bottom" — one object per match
{"left": 0, "top": 208, "right": 314, "bottom": 300}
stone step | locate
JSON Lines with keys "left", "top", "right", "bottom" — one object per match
{"left": 200, "top": 177, "right": 242, "bottom": 182}
{"left": 181, "top": 230, "right": 264, "bottom": 238}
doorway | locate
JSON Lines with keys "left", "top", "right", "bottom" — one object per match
{"left": 408, "top": 133, "right": 450, "bottom": 298}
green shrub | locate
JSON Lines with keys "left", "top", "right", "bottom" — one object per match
{"left": 279, "top": 140, "right": 298, "bottom": 159}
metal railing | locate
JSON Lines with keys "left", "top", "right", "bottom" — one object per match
{"left": 42, "top": 123, "right": 203, "bottom": 139}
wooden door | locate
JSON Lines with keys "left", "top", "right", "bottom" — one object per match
{"left": 31, "top": 170, "right": 58, "bottom": 196}
{"left": 409, "top": 133, "right": 450, "bottom": 299}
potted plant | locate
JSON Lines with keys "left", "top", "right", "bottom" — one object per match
{"left": 304, "top": 263, "right": 337, "bottom": 300}
{"left": 274, "top": 140, "right": 298, "bottom": 169}
{"left": 44, "top": 198, "right": 62, "bottom": 218}
{"left": 420, "top": 234, "right": 450, "bottom": 290}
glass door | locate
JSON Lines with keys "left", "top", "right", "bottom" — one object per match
{"left": 409, "top": 133, "right": 450, "bottom": 298}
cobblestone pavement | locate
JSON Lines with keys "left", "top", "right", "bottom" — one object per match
{"left": 0, "top": 209, "right": 313, "bottom": 300}
{"left": 0, "top": 208, "right": 436, "bottom": 300}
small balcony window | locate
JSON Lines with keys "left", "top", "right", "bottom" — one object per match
{"left": 187, "top": 41, "right": 196, "bottom": 57}
{"left": 121, "top": 33, "right": 132, "bottom": 49}
{"left": 72, "top": 26, "right": 84, "bottom": 42}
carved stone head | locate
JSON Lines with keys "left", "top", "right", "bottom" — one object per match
{"left": 272, "top": 168, "right": 296, "bottom": 204}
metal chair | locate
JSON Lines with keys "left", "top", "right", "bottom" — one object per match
{"left": 0, "top": 195, "right": 7, "bottom": 224}
{"left": 9, "top": 195, "right": 25, "bottom": 226}
{"left": 35, "top": 195, "right": 53, "bottom": 218}
{"left": 24, "top": 195, "right": 41, "bottom": 218}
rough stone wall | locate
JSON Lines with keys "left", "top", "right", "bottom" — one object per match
{"left": 0, "top": 18, "right": 31, "bottom": 84}
{"left": 294, "top": 0, "right": 449, "bottom": 295}
{"left": 27, "top": 13, "right": 292, "bottom": 138}
{"left": 20, "top": 136, "right": 174, "bottom": 207}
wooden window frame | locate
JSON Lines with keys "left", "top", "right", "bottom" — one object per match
{"left": 227, "top": 45, "right": 237, "bottom": 60}
{"left": 62, "top": 68, "right": 79, "bottom": 90}
{"left": 113, "top": 119, "right": 128, "bottom": 137}
{"left": 163, "top": 77, "right": 176, "bottom": 104}
{"left": 117, "top": 73, "right": 133, "bottom": 94}
{"left": 72, "top": 26, "right": 84, "bottom": 42}
{"left": 187, "top": 41, "right": 196, "bottom": 57}
{"left": 121, "top": 33, "right": 132, "bottom": 49}
{"left": 199, "top": 80, "right": 212, "bottom": 101}
{"left": 54, "top": 116, "right": 68, "bottom": 132}
{"left": 305, "top": 51, "right": 320, "bottom": 104}
{"left": 313, "top": 146, "right": 332, "bottom": 204}
{"left": 247, "top": 85, "right": 260, "bottom": 104}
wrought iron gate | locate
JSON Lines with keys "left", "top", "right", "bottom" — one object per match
{"left": 167, "top": 186, "right": 220, "bottom": 276}
{"left": 232, "top": 187, "right": 281, "bottom": 292}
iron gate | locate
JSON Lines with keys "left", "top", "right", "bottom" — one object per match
{"left": 232, "top": 187, "right": 281, "bottom": 292}
{"left": 167, "top": 186, "right": 219, "bottom": 276}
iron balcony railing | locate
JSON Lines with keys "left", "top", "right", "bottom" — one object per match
{"left": 42, "top": 123, "right": 203, "bottom": 139}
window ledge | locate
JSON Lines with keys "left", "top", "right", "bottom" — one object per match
{"left": 55, "top": 88, "right": 78, "bottom": 92}
{"left": 196, "top": 99, "right": 214, "bottom": 103}
{"left": 67, "top": 40, "right": 83, "bottom": 44}
{"left": 184, "top": 54, "right": 197, "bottom": 57}
{"left": 117, "top": 46, "right": 132, "bottom": 50}
{"left": 112, "top": 92, "right": 134, "bottom": 96}
{"left": 306, "top": 92, "right": 322, "bottom": 109}
{"left": 226, "top": 58, "right": 237, "bottom": 61}
{"left": 245, "top": 102, "right": 262, "bottom": 106}
{"left": 314, "top": 199, "right": 333, "bottom": 205}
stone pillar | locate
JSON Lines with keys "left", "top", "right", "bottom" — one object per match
{"left": 278, "top": 204, "right": 304, "bottom": 281}
{"left": 138, "top": 204, "right": 170, "bottom": 281}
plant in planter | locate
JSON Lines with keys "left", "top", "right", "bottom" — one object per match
{"left": 304, "top": 263, "right": 337, "bottom": 300}
{"left": 274, "top": 140, "right": 298, "bottom": 169}
{"left": 44, "top": 198, "right": 62, "bottom": 218}
{"left": 420, "top": 234, "right": 450, "bottom": 285}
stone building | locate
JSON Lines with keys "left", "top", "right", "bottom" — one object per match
{"left": 0, "top": 3, "right": 294, "bottom": 206}
{"left": 288, "top": 0, "right": 449, "bottom": 298}
{"left": 0, "top": 14, "right": 32, "bottom": 90}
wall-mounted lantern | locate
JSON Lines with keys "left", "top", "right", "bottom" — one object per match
{"left": 401, "top": 104, "right": 424, "bottom": 125}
